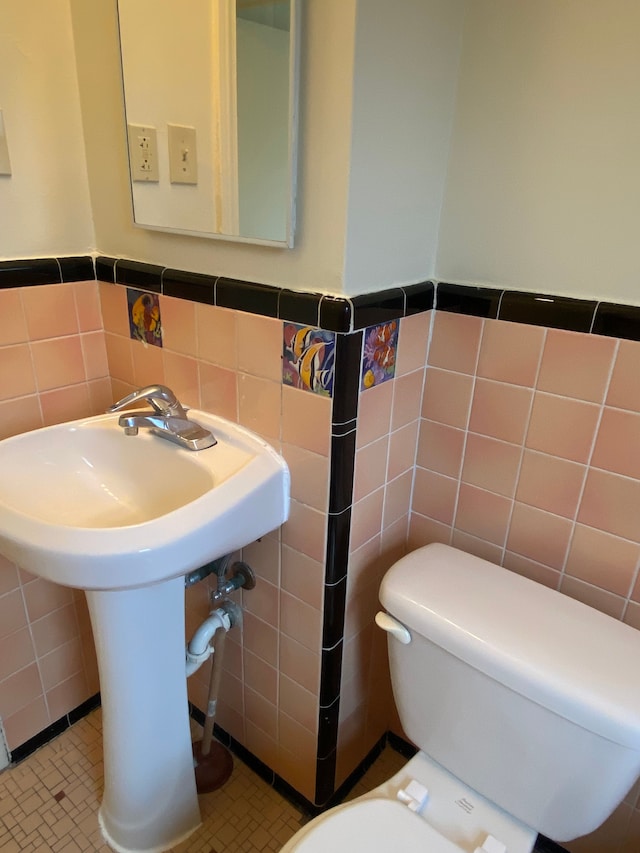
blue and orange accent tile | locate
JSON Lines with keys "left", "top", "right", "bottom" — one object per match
{"left": 283, "top": 324, "right": 335, "bottom": 397}
{"left": 360, "top": 321, "right": 398, "bottom": 390}
{"left": 127, "top": 288, "right": 163, "bottom": 347}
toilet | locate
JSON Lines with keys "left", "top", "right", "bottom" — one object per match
{"left": 282, "top": 543, "right": 640, "bottom": 853}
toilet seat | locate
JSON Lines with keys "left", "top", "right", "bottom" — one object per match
{"left": 291, "top": 798, "right": 463, "bottom": 852}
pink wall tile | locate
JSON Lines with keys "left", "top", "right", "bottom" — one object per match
{"left": 162, "top": 351, "right": 200, "bottom": 408}
{"left": 559, "top": 576, "right": 625, "bottom": 620}
{"left": 607, "top": 340, "right": 640, "bottom": 413}
{"left": 23, "top": 577, "right": 75, "bottom": 623}
{"left": 462, "top": 432, "right": 521, "bottom": 497}
{"left": 279, "top": 674, "right": 318, "bottom": 734}
{"left": 22, "top": 283, "right": 79, "bottom": 340}
{"left": 2, "top": 695, "right": 49, "bottom": 751}
{"left": 99, "top": 282, "right": 130, "bottom": 336}
{"left": 516, "top": 450, "right": 586, "bottom": 518}
{"left": 81, "top": 331, "right": 109, "bottom": 380}
{"left": 160, "top": 295, "right": 197, "bottom": 356}
{"left": 40, "top": 384, "right": 92, "bottom": 426}
{"left": 237, "top": 314, "right": 283, "bottom": 381}
{"left": 391, "top": 369, "right": 424, "bottom": 431}
{"left": 0, "top": 662, "right": 42, "bottom": 719}
{"left": 280, "top": 590, "right": 322, "bottom": 654}
{"left": 387, "top": 420, "right": 419, "bottom": 481}
{"left": 0, "top": 289, "right": 27, "bottom": 345}
{"left": 244, "top": 650, "right": 277, "bottom": 705}
{"left": 417, "top": 419, "right": 465, "bottom": 478}
{"left": 0, "top": 626, "right": 35, "bottom": 682}
{"left": 281, "top": 384, "right": 331, "bottom": 455}
{"left": 31, "top": 336, "right": 86, "bottom": 391}
{"left": 383, "top": 470, "right": 413, "bottom": 529}
{"left": 478, "top": 319, "right": 545, "bottom": 386}
{"left": 537, "top": 329, "right": 616, "bottom": 402}
{"left": 281, "top": 547, "right": 324, "bottom": 610}
{"left": 0, "top": 344, "right": 36, "bottom": 401}
{"left": 506, "top": 503, "right": 573, "bottom": 569}
{"left": 578, "top": 469, "right": 640, "bottom": 542}
{"left": 396, "top": 312, "right": 431, "bottom": 376}
{"left": 0, "top": 395, "right": 43, "bottom": 440}
{"left": 469, "top": 379, "right": 532, "bottom": 444}
{"left": 243, "top": 611, "right": 278, "bottom": 667}
{"left": 196, "top": 304, "right": 238, "bottom": 369}
{"left": 74, "top": 281, "right": 102, "bottom": 332}
{"left": 104, "top": 332, "right": 134, "bottom": 383}
{"left": 356, "top": 380, "right": 393, "bottom": 448}
{"left": 451, "top": 530, "right": 503, "bottom": 564}
{"left": 282, "top": 443, "right": 330, "bottom": 511}
{"left": 282, "top": 500, "right": 326, "bottom": 563}
{"left": 454, "top": 483, "right": 512, "bottom": 545}
{"left": 353, "top": 436, "right": 388, "bottom": 502}
{"left": 429, "top": 311, "right": 483, "bottom": 374}
{"left": 238, "top": 374, "right": 281, "bottom": 443}
{"left": 422, "top": 367, "right": 474, "bottom": 429}
{"left": 592, "top": 408, "right": 640, "bottom": 480}
{"left": 0, "top": 556, "right": 19, "bottom": 596}
{"left": 30, "top": 603, "right": 79, "bottom": 657}
{"left": 130, "top": 335, "right": 164, "bottom": 388}
{"left": 242, "top": 532, "right": 281, "bottom": 588}
{"left": 502, "top": 551, "right": 560, "bottom": 589}
{"left": 526, "top": 392, "right": 599, "bottom": 463}
{"left": 199, "top": 362, "right": 237, "bottom": 422}
{"left": 243, "top": 577, "right": 279, "bottom": 628}
{"left": 565, "top": 525, "right": 639, "bottom": 596}
{"left": 39, "top": 637, "right": 85, "bottom": 691}
{"left": 350, "top": 488, "right": 385, "bottom": 552}
{"left": 413, "top": 468, "right": 458, "bottom": 525}
{"left": 279, "top": 634, "right": 320, "bottom": 696}
{"left": 408, "top": 513, "right": 452, "bottom": 549}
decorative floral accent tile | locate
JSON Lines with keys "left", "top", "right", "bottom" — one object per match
{"left": 361, "top": 321, "right": 399, "bottom": 390}
{"left": 127, "top": 288, "right": 163, "bottom": 347}
{"left": 283, "top": 324, "right": 335, "bottom": 396}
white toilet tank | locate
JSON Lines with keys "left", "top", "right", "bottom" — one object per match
{"left": 379, "top": 544, "right": 640, "bottom": 843}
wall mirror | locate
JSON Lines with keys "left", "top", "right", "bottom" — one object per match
{"left": 117, "top": 0, "right": 299, "bottom": 247}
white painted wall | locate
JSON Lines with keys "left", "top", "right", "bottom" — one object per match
{"left": 0, "top": 0, "right": 94, "bottom": 259}
{"left": 70, "top": 0, "right": 356, "bottom": 295}
{"left": 343, "top": 0, "right": 466, "bottom": 296}
{"left": 437, "top": 0, "right": 640, "bottom": 305}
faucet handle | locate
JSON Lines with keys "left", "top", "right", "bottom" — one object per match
{"left": 107, "top": 384, "right": 187, "bottom": 417}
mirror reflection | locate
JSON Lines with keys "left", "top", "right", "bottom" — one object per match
{"left": 117, "top": 0, "right": 298, "bottom": 246}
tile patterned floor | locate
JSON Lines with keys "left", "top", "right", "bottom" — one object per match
{"left": 0, "top": 709, "right": 404, "bottom": 853}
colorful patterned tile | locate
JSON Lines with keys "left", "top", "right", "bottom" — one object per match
{"left": 126, "top": 288, "right": 162, "bottom": 347}
{"left": 282, "top": 323, "right": 335, "bottom": 397}
{"left": 361, "top": 321, "right": 399, "bottom": 390}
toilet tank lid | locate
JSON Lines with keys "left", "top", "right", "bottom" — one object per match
{"left": 380, "top": 544, "right": 640, "bottom": 750}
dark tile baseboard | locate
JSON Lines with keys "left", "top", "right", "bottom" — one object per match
{"left": 8, "top": 693, "right": 101, "bottom": 765}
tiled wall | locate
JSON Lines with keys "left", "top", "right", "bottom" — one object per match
{"left": 410, "top": 308, "right": 640, "bottom": 853}
{"left": 0, "top": 278, "right": 109, "bottom": 751}
{"left": 100, "top": 281, "right": 333, "bottom": 803}
{"left": 3, "top": 257, "right": 640, "bottom": 851}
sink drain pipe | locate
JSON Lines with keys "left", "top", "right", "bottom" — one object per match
{"left": 185, "top": 560, "right": 257, "bottom": 793}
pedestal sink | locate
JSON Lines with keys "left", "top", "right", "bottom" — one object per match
{"left": 0, "top": 410, "right": 289, "bottom": 852}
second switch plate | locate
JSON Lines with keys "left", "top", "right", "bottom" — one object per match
{"left": 168, "top": 124, "right": 198, "bottom": 185}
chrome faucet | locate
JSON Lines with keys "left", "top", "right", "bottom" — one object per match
{"left": 107, "top": 384, "right": 216, "bottom": 451}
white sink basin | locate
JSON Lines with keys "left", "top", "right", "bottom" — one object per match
{"left": 0, "top": 410, "right": 289, "bottom": 590}
{"left": 0, "top": 408, "right": 290, "bottom": 852}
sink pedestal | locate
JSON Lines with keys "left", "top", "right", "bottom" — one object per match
{"left": 87, "top": 578, "right": 201, "bottom": 852}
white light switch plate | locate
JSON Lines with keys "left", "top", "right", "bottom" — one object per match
{"left": 0, "top": 110, "right": 12, "bottom": 176}
{"left": 168, "top": 124, "right": 198, "bottom": 185}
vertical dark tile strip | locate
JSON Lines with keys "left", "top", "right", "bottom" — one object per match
{"left": 315, "top": 329, "right": 362, "bottom": 805}
{"left": 95, "top": 256, "right": 117, "bottom": 282}
{"left": 332, "top": 332, "right": 362, "bottom": 425}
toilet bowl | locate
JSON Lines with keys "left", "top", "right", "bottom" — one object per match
{"left": 282, "top": 544, "right": 640, "bottom": 853}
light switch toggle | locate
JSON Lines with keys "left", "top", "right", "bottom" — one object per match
{"left": 168, "top": 124, "right": 197, "bottom": 185}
